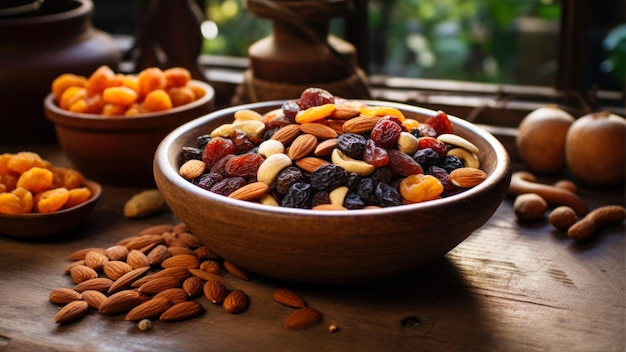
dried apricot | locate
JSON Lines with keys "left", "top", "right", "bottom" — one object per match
{"left": 68, "top": 99, "right": 89, "bottom": 113}
{"left": 17, "top": 167, "right": 53, "bottom": 193}
{"left": 189, "top": 84, "right": 206, "bottom": 99}
{"left": 102, "top": 86, "right": 138, "bottom": 106}
{"left": 0, "top": 193, "right": 23, "bottom": 214}
{"left": 0, "top": 153, "right": 12, "bottom": 176}
{"left": 142, "top": 89, "right": 173, "bottom": 112}
{"left": 360, "top": 106, "right": 405, "bottom": 121}
{"left": 34, "top": 187, "right": 70, "bottom": 213}
{"left": 59, "top": 86, "right": 87, "bottom": 110}
{"left": 295, "top": 104, "right": 336, "bottom": 123}
{"left": 7, "top": 152, "right": 44, "bottom": 174}
{"left": 167, "top": 86, "right": 196, "bottom": 107}
{"left": 399, "top": 174, "right": 443, "bottom": 203}
{"left": 11, "top": 187, "right": 33, "bottom": 213}
{"left": 137, "top": 67, "right": 167, "bottom": 96}
{"left": 101, "top": 103, "right": 127, "bottom": 116}
{"left": 1, "top": 174, "right": 18, "bottom": 192}
{"left": 51, "top": 167, "right": 84, "bottom": 189}
{"left": 86, "top": 65, "right": 117, "bottom": 95}
{"left": 51, "top": 73, "right": 87, "bottom": 101}
{"left": 164, "top": 67, "right": 191, "bottom": 87}
{"left": 63, "top": 187, "right": 91, "bottom": 209}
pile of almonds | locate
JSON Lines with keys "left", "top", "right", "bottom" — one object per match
{"left": 49, "top": 223, "right": 323, "bottom": 330}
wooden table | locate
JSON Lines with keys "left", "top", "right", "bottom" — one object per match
{"left": 1, "top": 144, "right": 624, "bottom": 352}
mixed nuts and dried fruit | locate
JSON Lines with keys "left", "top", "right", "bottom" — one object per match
{"left": 51, "top": 66, "right": 207, "bottom": 116}
{"left": 0, "top": 152, "right": 93, "bottom": 214}
{"left": 50, "top": 222, "right": 323, "bottom": 330}
{"left": 178, "top": 87, "right": 487, "bottom": 209}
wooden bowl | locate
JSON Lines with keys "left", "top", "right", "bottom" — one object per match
{"left": 154, "top": 100, "right": 512, "bottom": 284}
{"left": 0, "top": 179, "right": 102, "bottom": 240}
{"left": 44, "top": 80, "right": 215, "bottom": 187}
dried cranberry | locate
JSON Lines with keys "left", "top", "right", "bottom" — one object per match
{"left": 424, "top": 110, "right": 454, "bottom": 136}
{"left": 416, "top": 137, "right": 447, "bottom": 158}
{"left": 371, "top": 119, "right": 402, "bottom": 149}
{"left": 362, "top": 139, "right": 389, "bottom": 167}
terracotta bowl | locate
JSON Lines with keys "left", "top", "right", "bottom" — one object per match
{"left": 44, "top": 80, "right": 215, "bottom": 187}
{"left": 0, "top": 179, "right": 101, "bottom": 240}
{"left": 154, "top": 100, "right": 512, "bottom": 284}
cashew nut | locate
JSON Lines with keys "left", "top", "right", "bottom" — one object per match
{"left": 331, "top": 149, "right": 375, "bottom": 176}
{"left": 446, "top": 148, "right": 480, "bottom": 169}
{"left": 397, "top": 132, "right": 419, "bottom": 155}
{"left": 257, "top": 153, "right": 292, "bottom": 185}
{"left": 568, "top": 205, "right": 626, "bottom": 242}
{"left": 508, "top": 171, "right": 589, "bottom": 216}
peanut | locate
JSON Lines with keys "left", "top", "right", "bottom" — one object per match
{"left": 549, "top": 206, "right": 578, "bottom": 231}
{"left": 567, "top": 205, "right": 626, "bottom": 242}
{"left": 508, "top": 172, "right": 589, "bottom": 216}
{"left": 513, "top": 193, "right": 548, "bottom": 222}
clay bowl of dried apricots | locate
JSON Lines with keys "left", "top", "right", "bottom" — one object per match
{"left": 154, "top": 89, "right": 512, "bottom": 284}
{"left": 0, "top": 152, "right": 102, "bottom": 240}
{"left": 44, "top": 66, "right": 215, "bottom": 187}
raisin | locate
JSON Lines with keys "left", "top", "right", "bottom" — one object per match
{"left": 375, "top": 182, "right": 403, "bottom": 207}
{"left": 413, "top": 148, "right": 440, "bottom": 169}
{"left": 370, "top": 167, "right": 392, "bottom": 185}
{"left": 386, "top": 149, "right": 424, "bottom": 176}
{"left": 202, "top": 137, "right": 236, "bottom": 169}
{"left": 371, "top": 118, "right": 403, "bottom": 149}
{"left": 193, "top": 172, "right": 223, "bottom": 191}
{"left": 411, "top": 124, "right": 437, "bottom": 138}
{"left": 424, "top": 110, "right": 454, "bottom": 136}
{"left": 343, "top": 192, "right": 365, "bottom": 210}
{"left": 210, "top": 154, "right": 236, "bottom": 177}
{"left": 337, "top": 133, "right": 367, "bottom": 159}
{"left": 210, "top": 177, "right": 246, "bottom": 196}
{"left": 231, "top": 129, "right": 256, "bottom": 154}
{"left": 416, "top": 137, "right": 447, "bottom": 158}
{"left": 276, "top": 166, "right": 303, "bottom": 195}
{"left": 196, "top": 134, "right": 212, "bottom": 149}
{"left": 298, "top": 87, "right": 334, "bottom": 108}
{"left": 309, "top": 164, "right": 348, "bottom": 191}
{"left": 438, "top": 155, "right": 464, "bottom": 173}
{"left": 282, "top": 100, "right": 301, "bottom": 120}
{"left": 225, "top": 153, "right": 264, "bottom": 178}
{"left": 310, "top": 191, "right": 331, "bottom": 207}
{"left": 356, "top": 178, "right": 377, "bottom": 205}
{"left": 362, "top": 139, "right": 389, "bottom": 167}
{"left": 181, "top": 147, "right": 203, "bottom": 161}
{"left": 280, "top": 182, "right": 312, "bottom": 209}
{"left": 345, "top": 172, "right": 361, "bottom": 191}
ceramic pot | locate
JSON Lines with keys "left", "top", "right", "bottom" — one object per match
{"left": 0, "top": 0, "right": 120, "bottom": 144}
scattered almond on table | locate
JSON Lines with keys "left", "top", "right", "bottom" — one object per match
{"left": 48, "top": 222, "right": 324, "bottom": 331}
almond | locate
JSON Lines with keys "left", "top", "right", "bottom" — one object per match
{"left": 223, "top": 261, "right": 250, "bottom": 281}
{"left": 163, "top": 231, "right": 187, "bottom": 247}
{"left": 195, "top": 246, "right": 221, "bottom": 260}
{"left": 136, "top": 223, "right": 174, "bottom": 236}
{"left": 146, "top": 244, "right": 171, "bottom": 266}
{"left": 69, "top": 247, "right": 106, "bottom": 261}
{"left": 105, "top": 245, "right": 129, "bottom": 261}
{"left": 182, "top": 276, "right": 205, "bottom": 297}
{"left": 331, "top": 101, "right": 362, "bottom": 119}
{"left": 223, "top": 289, "right": 248, "bottom": 314}
{"left": 84, "top": 250, "right": 109, "bottom": 271}
{"left": 287, "top": 133, "right": 318, "bottom": 160}
{"left": 69, "top": 264, "right": 98, "bottom": 284}
{"left": 300, "top": 122, "right": 338, "bottom": 139}
{"left": 172, "top": 222, "right": 189, "bottom": 234}
{"left": 153, "top": 288, "right": 189, "bottom": 304}
{"left": 341, "top": 115, "right": 382, "bottom": 134}
{"left": 123, "top": 234, "right": 164, "bottom": 251}
{"left": 228, "top": 181, "right": 270, "bottom": 201}
{"left": 137, "top": 276, "right": 181, "bottom": 294}
{"left": 81, "top": 290, "right": 107, "bottom": 309}
{"left": 49, "top": 288, "right": 82, "bottom": 304}
{"left": 176, "top": 231, "right": 203, "bottom": 248}
{"left": 126, "top": 249, "right": 150, "bottom": 269}
{"left": 284, "top": 307, "right": 321, "bottom": 329}
{"left": 199, "top": 260, "right": 221, "bottom": 274}
{"left": 314, "top": 138, "right": 338, "bottom": 157}
{"left": 161, "top": 254, "right": 200, "bottom": 269}
{"left": 311, "top": 204, "right": 348, "bottom": 211}
{"left": 167, "top": 246, "right": 197, "bottom": 257}
{"left": 203, "top": 279, "right": 229, "bottom": 304}
{"left": 189, "top": 268, "right": 221, "bottom": 281}
{"left": 99, "top": 289, "right": 143, "bottom": 315}
{"left": 64, "top": 259, "right": 85, "bottom": 274}
{"left": 160, "top": 301, "right": 204, "bottom": 322}
{"left": 145, "top": 266, "right": 191, "bottom": 282}
{"left": 178, "top": 159, "right": 206, "bottom": 180}
{"left": 125, "top": 297, "right": 173, "bottom": 321}
{"left": 103, "top": 261, "right": 133, "bottom": 281}
{"left": 271, "top": 123, "right": 301, "bottom": 145}
{"left": 54, "top": 300, "right": 89, "bottom": 324}
{"left": 449, "top": 167, "right": 487, "bottom": 188}
{"left": 272, "top": 288, "right": 306, "bottom": 308}
{"left": 108, "top": 267, "right": 150, "bottom": 293}
{"left": 295, "top": 157, "right": 330, "bottom": 173}
{"left": 74, "top": 277, "right": 114, "bottom": 293}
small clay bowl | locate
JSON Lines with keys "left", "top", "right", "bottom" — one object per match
{"left": 154, "top": 100, "right": 512, "bottom": 284}
{"left": 44, "top": 80, "right": 215, "bottom": 187}
{"left": 0, "top": 179, "right": 102, "bottom": 240}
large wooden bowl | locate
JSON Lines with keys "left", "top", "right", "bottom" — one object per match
{"left": 44, "top": 80, "right": 214, "bottom": 188}
{"left": 154, "top": 100, "right": 512, "bottom": 284}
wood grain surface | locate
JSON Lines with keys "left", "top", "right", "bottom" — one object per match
{"left": 0, "top": 145, "right": 623, "bottom": 352}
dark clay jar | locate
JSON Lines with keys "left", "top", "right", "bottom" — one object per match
{"left": 0, "top": 0, "right": 120, "bottom": 144}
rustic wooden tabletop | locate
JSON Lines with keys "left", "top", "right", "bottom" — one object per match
{"left": 0, "top": 144, "right": 624, "bottom": 352}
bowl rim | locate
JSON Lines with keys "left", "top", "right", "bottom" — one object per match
{"left": 44, "top": 80, "right": 215, "bottom": 121}
{"left": 0, "top": 178, "right": 102, "bottom": 220}
{"left": 155, "top": 99, "right": 511, "bottom": 217}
